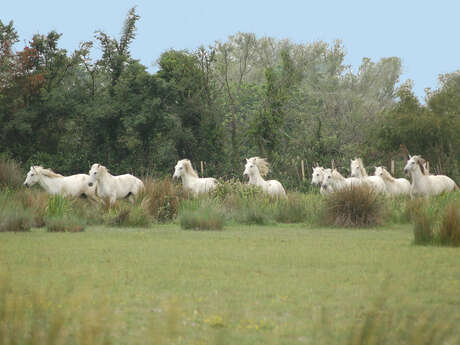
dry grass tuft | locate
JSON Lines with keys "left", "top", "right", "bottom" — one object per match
{"left": 321, "top": 185, "right": 385, "bottom": 227}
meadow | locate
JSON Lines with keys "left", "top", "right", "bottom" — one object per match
{"left": 2, "top": 223, "right": 460, "bottom": 345}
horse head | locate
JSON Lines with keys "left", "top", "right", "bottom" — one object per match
{"left": 24, "top": 166, "right": 41, "bottom": 188}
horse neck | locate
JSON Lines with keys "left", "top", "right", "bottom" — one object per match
{"left": 38, "top": 174, "right": 62, "bottom": 193}
{"left": 248, "top": 171, "right": 265, "bottom": 186}
{"left": 181, "top": 172, "right": 199, "bottom": 188}
{"left": 410, "top": 167, "right": 427, "bottom": 186}
{"left": 98, "top": 170, "right": 115, "bottom": 187}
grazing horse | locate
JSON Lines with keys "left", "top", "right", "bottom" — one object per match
{"left": 404, "top": 155, "right": 458, "bottom": 197}
{"left": 243, "top": 157, "right": 286, "bottom": 198}
{"left": 350, "top": 158, "right": 386, "bottom": 194}
{"left": 88, "top": 164, "right": 144, "bottom": 205}
{"left": 374, "top": 166, "right": 410, "bottom": 196}
{"left": 23, "top": 166, "right": 98, "bottom": 200}
{"left": 173, "top": 159, "right": 217, "bottom": 195}
{"left": 311, "top": 166, "right": 332, "bottom": 195}
{"left": 321, "top": 168, "right": 361, "bottom": 192}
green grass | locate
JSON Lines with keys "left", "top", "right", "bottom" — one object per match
{"left": 1, "top": 224, "right": 459, "bottom": 344}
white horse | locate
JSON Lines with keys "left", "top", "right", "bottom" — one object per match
{"left": 88, "top": 164, "right": 144, "bottom": 205}
{"left": 374, "top": 166, "right": 410, "bottom": 196}
{"left": 350, "top": 158, "right": 386, "bottom": 194}
{"left": 243, "top": 157, "right": 286, "bottom": 198}
{"left": 173, "top": 159, "right": 217, "bottom": 195}
{"left": 311, "top": 166, "right": 333, "bottom": 195}
{"left": 24, "top": 166, "right": 98, "bottom": 200}
{"left": 321, "top": 168, "right": 362, "bottom": 192}
{"left": 403, "top": 155, "right": 458, "bottom": 197}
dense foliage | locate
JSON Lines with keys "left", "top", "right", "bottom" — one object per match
{"left": 1, "top": 8, "right": 459, "bottom": 186}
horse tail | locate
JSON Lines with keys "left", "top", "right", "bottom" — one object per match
{"left": 454, "top": 183, "right": 460, "bottom": 191}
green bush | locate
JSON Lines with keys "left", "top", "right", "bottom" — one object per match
{"left": 438, "top": 203, "right": 460, "bottom": 247}
{"left": 45, "top": 195, "right": 71, "bottom": 218}
{"left": 236, "top": 203, "right": 274, "bottom": 225}
{"left": 179, "top": 204, "right": 225, "bottom": 230}
{"left": 0, "top": 207, "right": 34, "bottom": 232}
{"left": 46, "top": 215, "right": 86, "bottom": 233}
{"left": 0, "top": 158, "right": 23, "bottom": 189}
{"left": 140, "top": 177, "right": 187, "bottom": 222}
{"left": 104, "top": 202, "right": 151, "bottom": 227}
{"left": 274, "top": 193, "right": 310, "bottom": 223}
{"left": 321, "top": 185, "right": 385, "bottom": 227}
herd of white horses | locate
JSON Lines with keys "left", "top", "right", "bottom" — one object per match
{"left": 23, "top": 155, "right": 458, "bottom": 204}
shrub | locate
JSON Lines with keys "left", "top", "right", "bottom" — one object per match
{"left": 438, "top": 203, "right": 460, "bottom": 247}
{"left": 140, "top": 177, "right": 187, "bottom": 222}
{"left": 179, "top": 204, "right": 225, "bottom": 230}
{"left": 104, "top": 202, "right": 151, "bottom": 227}
{"left": 0, "top": 207, "right": 34, "bottom": 232}
{"left": 236, "top": 203, "right": 274, "bottom": 225}
{"left": 274, "top": 193, "right": 310, "bottom": 223}
{"left": 321, "top": 185, "right": 385, "bottom": 227}
{"left": 45, "top": 195, "right": 71, "bottom": 218}
{"left": 14, "top": 189, "right": 49, "bottom": 227}
{"left": 0, "top": 158, "right": 23, "bottom": 189}
{"left": 411, "top": 206, "right": 435, "bottom": 245}
{"left": 46, "top": 215, "right": 85, "bottom": 233}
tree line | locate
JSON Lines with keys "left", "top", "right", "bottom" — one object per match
{"left": 1, "top": 7, "right": 459, "bottom": 188}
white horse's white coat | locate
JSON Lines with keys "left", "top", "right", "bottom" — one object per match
{"left": 88, "top": 164, "right": 144, "bottom": 205}
{"left": 311, "top": 166, "right": 332, "bottom": 195}
{"left": 321, "top": 168, "right": 361, "bottom": 192}
{"left": 374, "top": 166, "right": 410, "bottom": 196}
{"left": 404, "top": 156, "right": 458, "bottom": 197}
{"left": 350, "top": 158, "right": 386, "bottom": 194}
{"left": 24, "top": 166, "right": 98, "bottom": 200}
{"left": 173, "top": 159, "right": 217, "bottom": 195}
{"left": 243, "top": 157, "right": 286, "bottom": 198}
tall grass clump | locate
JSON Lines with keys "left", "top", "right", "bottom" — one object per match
{"left": 45, "top": 195, "right": 71, "bottom": 218}
{"left": 46, "top": 215, "right": 86, "bottom": 232}
{"left": 0, "top": 157, "right": 23, "bottom": 189}
{"left": 408, "top": 194, "right": 460, "bottom": 246}
{"left": 438, "top": 203, "right": 460, "bottom": 246}
{"left": 321, "top": 185, "right": 385, "bottom": 227}
{"left": 179, "top": 202, "right": 225, "bottom": 230}
{"left": 273, "top": 193, "right": 321, "bottom": 224}
{"left": 103, "top": 202, "right": 151, "bottom": 227}
{"left": 407, "top": 198, "right": 435, "bottom": 245}
{"left": 140, "top": 177, "right": 187, "bottom": 222}
{"left": 0, "top": 206, "right": 34, "bottom": 232}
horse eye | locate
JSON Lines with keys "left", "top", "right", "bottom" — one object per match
{"left": 31, "top": 174, "right": 34, "bottom": 176}
{"left": 328, "top": 176, "right": 331, "bottom": 179}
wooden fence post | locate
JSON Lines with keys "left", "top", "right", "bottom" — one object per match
{"left": 301, "top": 160, "right": 305, "bottom": 181}
{"left": 390, "top": 160, "right": 395, "bottom": 176}
{"left": 331, "top": 160, "right": 335, "bottom": 170}
{"left": 426, "top": 161, "right": 429, "bottom": 174}
{"left": 200, "top": 161, "right": 204, "bottom": 177}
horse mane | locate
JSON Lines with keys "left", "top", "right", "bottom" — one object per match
{"left": 248, "top": 157, "right": 270, "bottom": 177}
{"left": 179, "top": 159, "right": 199, "bottom": 178}
{"left": 379, "top": 167, "right": 396, "bottom": 182}
{"left": 331, "top": 169, "right": 346, "bottom": 180}
{"left": 34, "top": 166, "right": 63, "bottom": 178}
{"left": 413, "top": 156, "right": 428, "bottom": 175}
{"left": 355, "top": 158, "right": 368, "bottom": 177}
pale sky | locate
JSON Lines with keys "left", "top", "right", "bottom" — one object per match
{"left": 2, "top": 0, "right": 459, "bottom": 101}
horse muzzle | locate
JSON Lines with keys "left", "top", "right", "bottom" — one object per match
{"left": 24, "top": 183, "right": 29, "bottom": 188}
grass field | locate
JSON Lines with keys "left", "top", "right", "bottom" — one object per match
{"left": 2, "top": 223, "right": 460, "bottom": 345}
